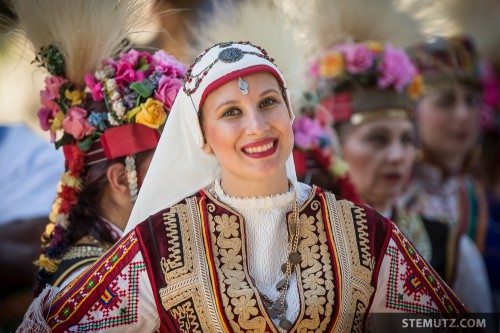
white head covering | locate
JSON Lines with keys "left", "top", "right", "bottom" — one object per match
{"left": 125, "top": 41, "right": 297, "bottom": 233}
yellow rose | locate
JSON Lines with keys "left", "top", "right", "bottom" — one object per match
{"left": 407, "top": 75, "right": 425, "bottom": 100}
{"left": 50, "top": 111, "right": 65, "bottom": 132}
{"left": 65, "top": 89, "right": 86, "bottom": 106}
{"left": 133, "top": 98, "right": 167, "bottom": 129}
{"left": 366, "top": 41, "right": 383, "bottom": 54}
{"left": 319, "top": 51, "right": 344, "bottom": 78}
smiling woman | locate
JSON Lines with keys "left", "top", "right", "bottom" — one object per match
{"left": 201, "top": 72, "right": 294, "bottom": 197}
{"left": 20, "top": 41, "right": 471, "bottom": 333}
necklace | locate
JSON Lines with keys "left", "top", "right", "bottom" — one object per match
{"left": 260, "top": 186, "right": 300, "bottom": 331}
{"left": 209, "top": 179, "right": 301, "bottom": 331}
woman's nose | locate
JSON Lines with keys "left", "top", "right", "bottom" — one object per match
{"left": 245, "top": 109, "right": 270, "bottom": 135}
{"left": 386, "top": 141, "right": 406, "bottom": 162}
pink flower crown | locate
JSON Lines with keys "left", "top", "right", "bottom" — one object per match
{"left": 309, "top": 41, "right": 424, "bottom": 101}
{"left": 37, "top": 48, "right": 187, "bottom": 153}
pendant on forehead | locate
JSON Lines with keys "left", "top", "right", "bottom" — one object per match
{"left": 238, "top": 77, "right": 249, "bottom": 94}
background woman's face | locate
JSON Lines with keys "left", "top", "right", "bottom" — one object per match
{"left": 418, "top": 84, "right": 480, "bottom": 160}
{"left": 201, "top": 72, "right": 294, "bottom": 184}
{"left": 342, "top": 118, "right": 416, "bottom": 207}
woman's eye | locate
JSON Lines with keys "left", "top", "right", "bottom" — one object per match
{"left": 435, "top": 94, "right": 455, "bottom": 108}
{"left": 401, "top": 134, "right": 415, "bottom": 146}
{"left": 465, "top": 92, "right": 481, "bottom": 107}
{"left": 260, "top": 97, "right": 277, "bottom": 108}
{"left": 222, "top": 108, "right": 241, "bottom": 117}
{"left": 366, "top": 135, "right": 388, "bottom": 146}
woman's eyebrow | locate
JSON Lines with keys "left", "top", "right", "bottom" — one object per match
{"left": 259, "top": 88, "right": 279, "bottom": 96}
{"left": 216, "top": 99, "right": 239, "bottom": 111}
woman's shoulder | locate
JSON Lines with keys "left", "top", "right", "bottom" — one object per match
{"left": 50, "top": 240, "right": 111, "bottom": 288}
{"left": 308, "top": 184, "right": 394, "bottom": 237}
{"left": 135, "top": 193, "right": 205, "bottom": 228}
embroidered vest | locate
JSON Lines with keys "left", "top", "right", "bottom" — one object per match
{"left": 136, "top": 187, "right": 391, "bottom": 332}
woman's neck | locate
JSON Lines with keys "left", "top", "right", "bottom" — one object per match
{"left": 363, "top": 195, "right": 394, "bottom": 216}
{"left": 219, "top": 171, "right": 290, "bottom": 198}
{"left": 422, "top": 149, "right": 465, "bottom": 177}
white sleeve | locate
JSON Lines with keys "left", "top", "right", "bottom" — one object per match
{"left": 452, "top": 235, "right": 493, "bottom": 313}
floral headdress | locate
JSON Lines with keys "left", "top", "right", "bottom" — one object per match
{"left": 309, "top": 41, "right": 424, "bottom": 126}
{"left": 292, "top": 92, "right": 360, "bottom": 202}
{"left": 406, "top": 36, "right": 481, "bottom": 90}
{"left": 34, "top": 46, "right": 186, "bottom": 289}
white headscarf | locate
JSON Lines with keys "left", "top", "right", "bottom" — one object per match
{"left": 125, "top": 42, "right": 297, "bottom": 233}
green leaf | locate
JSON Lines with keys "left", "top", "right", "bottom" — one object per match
{"left": 54, "top": 133, "right": 73, "bottom": 149}
{"left": 137, "top": 57, "right": 150, "bottom": 71}
{"left": 78, "top": 136, "right": 94, "bottom": 152}
{"left": 130, "top": 79, "right": 154, "bottom": 98}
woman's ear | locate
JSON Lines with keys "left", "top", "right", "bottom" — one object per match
{"left": 202, "top": 141, "right": 213, "bottom": 154}
{"left": 106, "top": 162, "right": 129, "bottom": 196}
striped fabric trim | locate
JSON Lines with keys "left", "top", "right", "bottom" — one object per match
{"left": 47, "top": 231, "right": 140, "bottom": 332}
{"left": 392, "top": 227, "right": 468, "bottom": 315}
{"left": 198, "top": 197, "right": 233, "bottom": 333}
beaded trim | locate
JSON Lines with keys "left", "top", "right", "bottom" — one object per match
{"left": 183, "top": 41, "right": 276, "bottom": 96}
{"left": 125, "top": 155, "right": 138, "bottom": 202}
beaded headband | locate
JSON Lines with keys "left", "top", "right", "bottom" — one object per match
{"left": 181, "top": 41, "right": 290, "bottom": 114}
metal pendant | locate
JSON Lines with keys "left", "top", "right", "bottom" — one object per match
{"left": 268, "top": 304, "right": 283, "bottom": 318}
{"left": 238, "top": 77, "right": 249, "bottom": 94}
{"left": 276, "top": 278, "right": 286, "bottom": 290}
{"left": 289, "top": 252, "right": 301, "bottom": 265}
{"left": 279, "top": 318, "right": 293, "bottom": 330}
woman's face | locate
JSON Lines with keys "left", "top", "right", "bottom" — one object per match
{"left": 418, "top": 84, "right": 480, "bottom": 160}
{"left": 201, "top": 72, "right": 294, "bottom": 184}
{"left": 342, "top": 118, "right": 416, "bottom": 207}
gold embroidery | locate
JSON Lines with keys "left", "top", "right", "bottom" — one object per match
{"left": 325, "top": 195, "right": 375, "bottom": 332}
{"left": 206, "top": 200, "right": 275, "bottom": 332}
{"left": 294, "top": 199, "right": 335, "bottom": 332}
{"left": 161, "top": 204, "right": 195, "bottom": 284}
{"left": 163, "top": 285, "right": 215, "bottom": 332}
{"left": 352, "top": 206, "right": 375, "bottom": 270}
{"left": 158, "top": 198, "right": 225, "bottom": 332}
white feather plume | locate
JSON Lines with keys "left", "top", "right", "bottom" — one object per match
{"left": 279, "top": 0, "right": 425, "bottom": 53}
{"left": 188, "top": 0, "right": 310, "bottom": 112}
{"left": 13, "top": 0, "right": 151, "bottom": 86}
{"left": 405, "top": 0, "right": 500, "bottom": 69}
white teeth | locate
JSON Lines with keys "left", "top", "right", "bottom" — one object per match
{"left": 244, "top": 141, "right": 274, "bottom": 154}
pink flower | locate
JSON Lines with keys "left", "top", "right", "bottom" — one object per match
{"left": 40, "top": 93, "right": 61, "bottom": 112}
{"left": 118, "top": 50, "right": 154, "bottom": 77}
{"left": 115, "top": 62, "right": 145, "bottom": 87}
{"left": 62, "top": 107, "right": 95, "bottom": 139}
{"left": 293, "top": 116, "right": 326, "bottom": 149}
{"left": 481, "top": 61, "right": 500, "bottom": 108}
{"left": 153, "top": 50, "right": 187, "bottom": 77}
{"left": 37, "top": 106, "right": 55, "bottom": 131}
{"left": 344, "top": 44, "right": 374, "bottom": 74}
{"left": 154, "top": 76, "right": 182, "bottom": 110}
{"left": 84, "top": 73, "right": 104, "bottom": 101}
{"left": 377, "top": 44, "right": 416, "bottom": 91}
{"left": 119, "top": 49, "right": 141, "bottom": 67}
{"left": 41, "top": 76, "right": 67, "bottom": 100}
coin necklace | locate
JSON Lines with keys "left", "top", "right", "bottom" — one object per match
{"left": 259, "top": 183, "right": 301, "bottom": 331}
{"left": 209, "top": 179, "right": 301, "bottom": 331}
